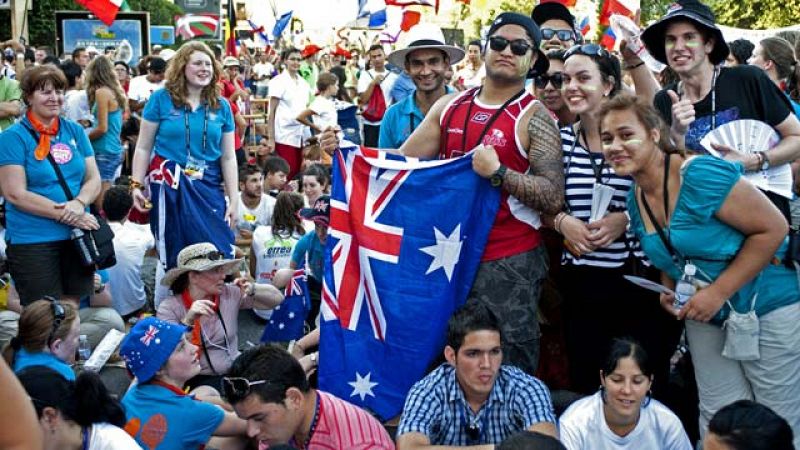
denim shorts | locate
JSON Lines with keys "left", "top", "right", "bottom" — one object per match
{"left": 95, "top": 152, "right": 123, "bottom": 182}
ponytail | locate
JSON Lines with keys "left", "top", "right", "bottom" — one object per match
{"left": 73, "top": 371, "right": 127, "bottom": 427}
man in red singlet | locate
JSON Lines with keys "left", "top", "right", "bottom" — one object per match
{"left": 395, "top": 12, "right": 565, "bottom": 375}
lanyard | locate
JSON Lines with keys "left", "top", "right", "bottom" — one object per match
{"left": 564, "top": 123, "right": 607, "bottom": 185}
{"left": 678, "top": 66, "right": 718, "bottom": 130}
{"left": 459, "top": 401, "right": 491, "bottom": 444}
{"left": 82, "top": 427, "right": 89, "bottom": 450}
{"left": 442, "top": 87, "right": 526, "bottom": 155}
{"left": 291, "top": 393, "right": 321, "bottom": 449}
{"left": 408, "top": 112, "right": 418, "bottom": 138}
{"left": 181, "top": 290, "right": 230, "bottom": 374}
{"left": 639, "top": 152, "right": 680, "bottom": 263}
{"left": 184, "top": 104, "right": 209, "bottom": 160}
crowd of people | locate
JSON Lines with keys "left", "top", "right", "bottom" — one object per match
{"left": 0, "top": 0, "right": 799, "bottom": 448}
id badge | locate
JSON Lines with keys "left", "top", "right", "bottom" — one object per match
{"left": 184, "top": 156, "right": 207, "bottom": 180}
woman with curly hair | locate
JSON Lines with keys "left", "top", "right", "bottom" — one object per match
{"left": 130, "top": 41, "right": 238, "bottom": 273}
{"left": 85, "top": 55, "right": 128, "bottom": 209}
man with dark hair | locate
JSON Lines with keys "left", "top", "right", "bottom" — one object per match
{"left": 263, "top": 155, "right": 290, "bottom": 197}
{"left": 379, "top": 24, "right": 465, "bottom": 148}
{"left": 705, "top": 400, "right": 795, "bottom": 450}
{"left": 397, "top": 303, "right": 557, "bottom": 449}
{"left": 357, "top": 44, "right": 398, "bottom": 147}
{"left": 128, "top": 57, "right": 166, "bottom": 113}
{"left": 224, "top": 345, "right": 395, "bottom": 449}
{"left": 104, "top": 185, "right": 155, "bottom": 319}
{"left": 453, "top": 39, "right": 485, "bottom": 91}
{"left": 236, "top": 164, "right": 274, "bottom": 245}
{"left": 499, "top": 431, "right": 567, "bottom": 450}
{"left": 71, "top": 47, "right": 89, "bottom": 69}
{"left": 531, "top": 2, "right": 580, "bottom": 52}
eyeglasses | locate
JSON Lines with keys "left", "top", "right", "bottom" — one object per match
{"left": 487, "top": 36, "right": 533, "bottom": 56}
{"left": 541, "top": 28, "right": 576, "bottom": 42}
{"left": 186, "top": 250, "right": 225, "bottom": 264}
{"left": 44, "top": 296, "right": 65, "bottom": 346}
{"left": 221, "top": 377, "right": 270, "bottom": 399}
{"left": 565, "top": 43, "right": 610, "bottom": 60}
{"left": 534, "top": 72, "right": 564, "bottom": 89}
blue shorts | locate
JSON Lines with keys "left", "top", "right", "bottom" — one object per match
{"left": 95, "top": 153, "right": 123, "bottom": 182}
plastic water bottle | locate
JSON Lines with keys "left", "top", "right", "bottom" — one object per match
{"left": 78, "top": 335, "right": 92, "bottom": 361}
{"left": 673, "top": 264, "right": 697, "bottom": 310}
{"left": 609, "top": 14, "right": 667, "bottom": 73}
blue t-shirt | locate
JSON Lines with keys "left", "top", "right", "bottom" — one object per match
{"left": 14, "top": 348, "right": 76, "bottom": 381}
{"left": 142, "top": 88, "right": 234, "bottom": 165}
{"left": 291, "top": 230, "right": 325, "bottom": 280}
{"left": 122, "top": 382, "right": 224, "bottom": 449}
{"left": 91, "top": 106, "right": 123, "bottom": 155}
{"left": 379, "top": 87, "right": 454, "bottom": 149}
{"left": 0, "top": 117, "right": 93, "bottom": 244}
{"left": 628, "top": 156, "right": 800, "bottom": 323}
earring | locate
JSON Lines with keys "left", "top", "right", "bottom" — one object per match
{"left": 642, "top": 389, "right": 653, "bottom": 408}
{"left": 599, "top": 385, "right": 607, "bottom": 403}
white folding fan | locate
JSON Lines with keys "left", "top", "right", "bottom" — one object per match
{"left": 699, "top": 119, "right": 793, "bottom": 199}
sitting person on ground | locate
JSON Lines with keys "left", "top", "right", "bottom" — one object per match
{"left": 17, "top": 366, "right": 141, "bottom": 450}
{"left": 78, "top": 269, "right": 126, "bottom": 350}
{"left": 263, "top": 155, "right": 290, "bottom": 198}
{"left": 223, "top": 345, "right": 396, "bottom": 449}
{"left": 2, "top": 297, "right": 78, "bottom": 380}
{"left": 558, "top": 338, "right": 692, "bottom": 450}
{"left": 120, "top": 316, "right": 248, "bottom": 450}
{"left": 396, "top": 302, "right": 557, "bottom": 449}
{"left": 704, "top": 400, "right": 795, "bottom": 450}
{"left": 235, "top": 164, "right": 275, "bottom": 247}
{"left": 157, "top": 242, "right": 284, "bottom": 389}
{"left": 104, "top": 185, "right": 155, "bottom": 321}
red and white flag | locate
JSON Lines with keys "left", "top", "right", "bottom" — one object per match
{"left": 75, "top": 0, "right": 127, "bottom": 25}
{"left": 175, "top": 14, "right": 220, "bottom": 40}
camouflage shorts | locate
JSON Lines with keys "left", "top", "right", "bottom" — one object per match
{"left": 467, "top": 245, "right": 548, "bottom": 375}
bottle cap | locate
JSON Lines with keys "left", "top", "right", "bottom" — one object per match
{"left": 685, "top": 264, "right": 696, "bottom": 276}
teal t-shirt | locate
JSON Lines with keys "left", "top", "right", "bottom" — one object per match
{"left": 14, "top": 348, "right": 76, "bottom": 381}
{"left": 628, "top": 156, "right": 800, "bottom": 323}
{"left": 0, "top": 117, "right": 93, "bottom": 244}
{"left": 142, "top": 88, "right": 234, "bottom": 165}
{"left": 91, "top": 105, "right": 123, "bottom": 155}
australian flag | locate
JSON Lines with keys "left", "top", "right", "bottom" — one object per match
{"left": 260, "top": 269, "right": 311, "bottom": 343}
{"left": 318, "top": 144, "right": 500, "bottom": 420}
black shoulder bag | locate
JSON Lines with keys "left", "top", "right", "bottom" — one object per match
{"left": 26, "top": 125, "right": 117, "bottom": 269}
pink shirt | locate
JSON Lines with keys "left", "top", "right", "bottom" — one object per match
{"left": 157, "top": 284, "right": 255, "bottom": 375}
{"left": 260, "top": 391, "right": 395, "bottom": 449}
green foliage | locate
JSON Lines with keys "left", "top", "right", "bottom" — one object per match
{"left": 126, "top": 0, "right": 183, "bottom": 27}
{"left": 470, "top": 0, "right": 530, "bottom": 40}
{"left": 641, "top": 0, "right": 800, "bottom": 29}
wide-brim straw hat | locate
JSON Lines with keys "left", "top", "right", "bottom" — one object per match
{"left": 387, "top": 23, "right": 465, "bottom": 68}
{"left": 161, "top": 242, "right": 242, "bottom": 287}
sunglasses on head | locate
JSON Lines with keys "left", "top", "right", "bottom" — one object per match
{"left": 487, "top": 36, "right": 533, "bottom": 56}
{"left": 534, "top": 72, "right": 564, "bottom": 89}
{"left": 186, "top": 250, "right": 225, "bottom": 264}
{"left": 221, "top": 377, "right": 270, "bottom": 399}
{"left": 541, "top": 28, "right": 576, "bottom": 42}
{"left": 44, "top": 296, "right": 65, "bottom": 345}
{"left": 565, "top": 43, "right": 610, "bottom": 60}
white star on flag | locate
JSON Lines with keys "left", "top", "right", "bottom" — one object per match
{"left": 420, "top": 224, "right": 463, "bottom": 281}
{"left": 348, "top": 372, "right": 378, "bottom": 401}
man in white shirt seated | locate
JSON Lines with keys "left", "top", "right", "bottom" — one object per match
{"left": 103, "top": 185, "right": 155, "bottom": 320}
{"left": 236, "top": 164, "right": 275, "bottom": 246}
{"left": 128, "top": 57, "right": 166, "bottom": 114}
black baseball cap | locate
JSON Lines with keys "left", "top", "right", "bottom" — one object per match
{"left": 299, "top": 195, "right": 330, "bottom": 225}
{"left": 531, "top": 2, "right": 576, "bottom": 29}
{"left": 487, "top": 12, "right": 549, "bottom": 77}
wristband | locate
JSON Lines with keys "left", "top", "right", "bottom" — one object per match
{"left": 624, "top": 61, "right": 645, "bottom": 70}
{"left": 129, "top": 179, "right": 144, "bottom": 191}
{"left": 74, "top": 197, "right": 86, "bottom": 207}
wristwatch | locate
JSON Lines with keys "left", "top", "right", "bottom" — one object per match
{"left": 490, "top": 165, "right": 507, "bottom": 187}
{"left": 759, "top": 151, "right": 771, "bottom": 171}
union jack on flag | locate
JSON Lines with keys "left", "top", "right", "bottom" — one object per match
{"left": 261, "top": 268, "right": 310, "bottom": 344}
{"left": 318, "top": 144, "right": 500, "bottom": 420}
{"left": 140, "top": 325, "right": 159, "bottom": 346}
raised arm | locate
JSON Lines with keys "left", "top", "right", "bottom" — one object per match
{"left": 503, "top": 103, "right": 564, "bottom": 215}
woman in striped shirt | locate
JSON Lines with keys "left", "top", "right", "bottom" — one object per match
{"left": 548, "top": 44, "right": 681, "bottom": 397}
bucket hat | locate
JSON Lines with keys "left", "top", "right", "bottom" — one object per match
{"left": 387, "top": 23, "right": 465, "bottom": 67}
{"left": 640, "top": 0, "right": 729, "bottom": 65}
{"left": 119, "top": 317, "right": 189, "bottom": 383}
{"left": 161, "top": 242, "right": 242, "bottom": 287}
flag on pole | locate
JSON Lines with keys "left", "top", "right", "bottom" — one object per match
{"left": 272, "top": 11, "right": 293, "bottom": 40}
{"left": 318, "top": 145, "right": 500, "bottom": 420}
{"left": 599, "top": 0, "right": 639, "bottom": 26}
{"left": 75, "top": 0, "right": 128, "bottom": 25}
{"left": 260, "top": 269, "right": 311, "bottom": 343}
{"left": 175, "top": 14, "right": 220, "bottom": 40}
{"left": 225, "top": 0, "right": 238, "bottom": 56}
{"left": 600, "top": 27, "right": 617, "bottom": 49}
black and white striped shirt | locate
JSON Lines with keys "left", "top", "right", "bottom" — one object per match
{"left": 560, "top": 126, "right": 643, "bottom": 268}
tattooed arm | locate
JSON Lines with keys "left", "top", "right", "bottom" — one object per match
{"left": 503, "top": 102, "right": 564, "bottom": 215}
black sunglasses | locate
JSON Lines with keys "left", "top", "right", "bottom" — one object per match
{"left": 541, "top": 28, "right": 576, "bottom": 42}
{"left": 534, "top": 72, "right": 564, "bottom": 89}
{"left": 488, "top": 36, "right": 533, "bottom": 56}
{"left": 565, "top": 43, "right": 610, "bottom": 60}
{"left": 186, "top": 250, "right": 225, "bottom": 264}
{"left": 221, "top": 377, "right": 269, "bottom": 399}
{"left": 44, "top": 296, "right": 65, "bottom": 345}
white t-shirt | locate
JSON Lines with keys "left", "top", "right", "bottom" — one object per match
{"left": 268, "top": 71, "right": 311, "bottom": 147}
{"left": 356, "top": 68, "right": 398, "bottom": 125}
{"left": 251, "top": 225, "right": 302, "bottom": 284}
{"left": 127, "top": 75, "right": 164, "bottom": 103}
{"left": 63, "top": 90, "right": 93, "bottom": 124}
{"left": 252, "top": 62, "right": 275, "bottom": 88}
{"left": 107, "top": 221, "right": 155, "bottom": 316}
{"left": 454, "top": 63, "right": 485, "bottom": 90}
{"left": 308, "top": 95, "right": 337, "bottom": 131}
{"left": 237, "top": 193, "right": 275, "bottom": 233}
{"left": 88, "top": 422, "right": 142, "bottom": 449}
{"left": 559, "top": 392, "right": 692, "bottom": 450}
